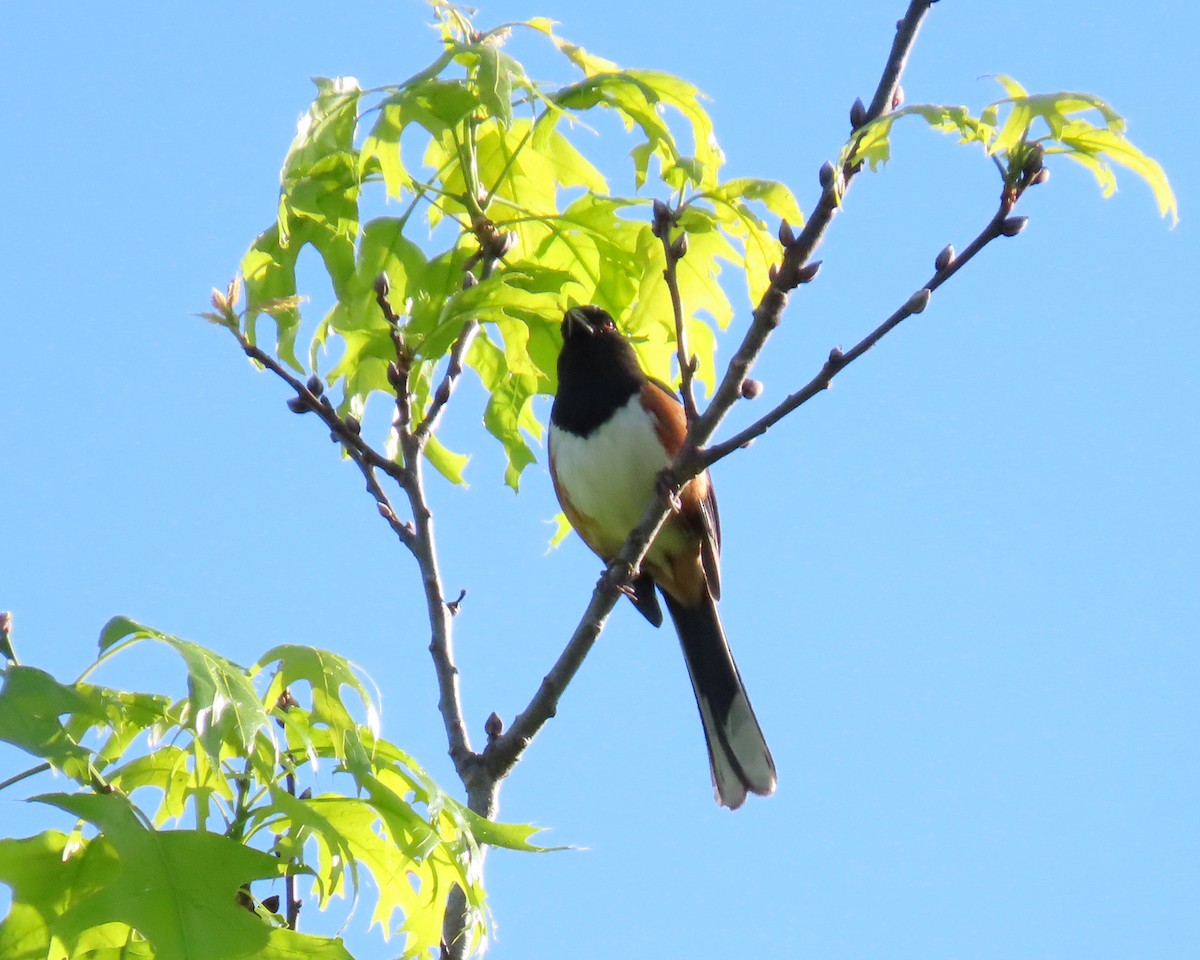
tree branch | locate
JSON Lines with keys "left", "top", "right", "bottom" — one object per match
{"left": 485, "top": 0, "right": 942, "bottom": 779}
{"left": 703, "top": 203, "right": 1018, "bottom": 465}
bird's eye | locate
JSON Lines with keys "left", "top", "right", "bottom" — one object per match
{"left": 597, "top": 318, "right": 615, "bottom": 333}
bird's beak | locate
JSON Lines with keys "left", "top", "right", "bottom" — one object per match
{"left": 563, "top": 307, "right": 594, "bottom": 337}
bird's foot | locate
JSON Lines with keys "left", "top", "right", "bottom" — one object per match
{"left": 655, "top": 469, "right": 683, "bottom": 512}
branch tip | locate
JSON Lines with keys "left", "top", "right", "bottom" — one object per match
{"left": 485, "top": 712, "right": 504, "bottom": 742}
{"left": 850, "top": 97, "right": 867, "bottom": 130}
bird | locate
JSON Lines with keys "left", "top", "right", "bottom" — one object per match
{"left": 548, "top": 304, "right": 776, "bottom": 809}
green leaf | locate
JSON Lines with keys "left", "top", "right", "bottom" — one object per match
{"left": 358, "top": 79, "right": 480, "bottom": 200}
{"left": 1053, "top": 121, "right": 1177, "bottom": 221}
{"left": 0, "top": 666, "right": 106, "bottom": 782}
{"left": 547, "top": 511, "right": 573, "bottom": 549}
{"left": 256, "top": 644, "right": 377, "bottom": 777}
{"left": 475, "top": 46, "right": 515, "bottom": 128}
{"left": 424, "top": 434, "right": 471, "bottom": 485}
{"left": 32, "top": 791, "right": 291, "bottom": 960}
{"left": 98, "top": 617, "right": 277, "bottom": 769}
{"left": 0, "top": 831, "right": 124, "bottom": 960}
{"left": 281, "top": 76, "right": 361, "bottom": 187}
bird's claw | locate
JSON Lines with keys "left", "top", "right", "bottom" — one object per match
{"left": 655, "top": 469, "right": 683, "bottom": 512}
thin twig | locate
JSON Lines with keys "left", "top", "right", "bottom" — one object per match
{"left": 653, "top": 200, "right": 698, "bottom": 421}
{"left": 0, "top": 762, "right": 51, "bottom": 794}
{"left": 233, "top": 333, "right": 406, "bottom": 486}
{"left": 414, "top": 321, "right": 481, "bottom": 444}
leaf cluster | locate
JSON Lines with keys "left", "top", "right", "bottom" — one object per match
{"left": 234, "top": 3, "right": 800, "bottom": 489}
{"left": 839, "top": 75, "right": 1177, "bottom": 222}
{"left": 0, "top": 617, "right": 545, "bottom": 960}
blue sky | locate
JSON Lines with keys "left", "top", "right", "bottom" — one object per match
{"left": 1, "top": 2, "right": 1196, "bottom": 959}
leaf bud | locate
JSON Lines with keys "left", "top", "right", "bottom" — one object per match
{"left": 286, "top": 395, "right": 309, "bottom": 414}
{"left": 373, "top": 272, "right": 390, "bottom": 299}
{"left": 740, "top": 378, "right": 763, "bottom": 399}
{"left": 1000, "top": 215, "right": 1029, "bottom": 237}
{"left": 344, "top": 414, "right": 361, "bottom": 435}
{"left": 1030, "top": 168, "right": 1050, "bottom": 186}
{"left": 935, "top": 244, "right": 955, "bottom": 271}
{"left": 778, "top": 218, "right": 796, "bottom": 247}
{"left": 906, "top": 288, "right": 931, "bottom": 314}
{"left": 651, "top": 198, "right": 673, "bottom": 237}
{"left": 306, "top": 374, "right": 324, "bottom": 397}
{"left": 891, "top": 84, "right": 905, "bottom": 111}
{"left": 261, "top": 896, "right": 281, "bottom": 914}
{"left": 462, "top": 270, "right": 479, "bottom": 290}
{"left": 499, "top": 231, "right": 518, "bottom": 256}
{"left": 485, "top": 712, "right": 504, "bottom": 740}
{"left": 387, "top": 361, "right": 405, "bottom": 388}
{"left": 210, "top": 287, "right": 228, "bottom": 313}
{"left": 797, "top": 260, "right": 823, "bottom": 284}
{"left": 767, "top": 263, "right": 780, "bottom": 283}
{"left": 1022, "top": 142, "right": 1045, "bottom": 177}
{"left": 850, "top": 97, "right": 867, "bottom": 129}
{"left": 670, "top": 231, "right": 689, "bottom": 259}
{"left": 818, "top": 161, "right": 836, "bottom": 188}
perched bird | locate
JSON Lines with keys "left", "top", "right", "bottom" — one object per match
{"left": 548, "top": 304, "right": 776, "bottom": 808}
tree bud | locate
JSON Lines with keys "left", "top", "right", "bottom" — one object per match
{"left": 306, "top": 375, "right": 324, "bottom": 397}
{"left": 1022, "top": 142, "right": 1045, "bottom": 177}
{"left": 1030, "top": 168, "right": 1050, "bottom": 186}
{"left": 485, "top": 712, "right": 504, "bottom": 740}
{"left": 891, "top": 84, "right": 905, "bottom": 111}
{"left": 462, "top": 270, "right": 479, "bottom": 290}
{"left": 778, "top": 218, "right": 796, "bottom": 247}
{"left": 286, "top": 395, "right": 308, "bottom": 414}
{"left": 387, "top": 362, "right": 404, "bottom": 388}
{"left": 1000, "top": 216, "right": 1029, "bottom": 237}
{"left": 345, "top": 415, "right": 361, "bottom": 435}
{"left": 818, "top": 161, "right": 836, "bottom": 188}
{"left": 797, "top": 260, "right": 822, "bottom": 284}
{"left": 740, "top": 378, "right": 763, "bottom": 399}
{"left": 670, "top": 231, "right": 689, "bottom": 259}
{"left": 906, "top": 288, "right": 931, "bottom": 314}
{"left": 935, "top": 244, "right": 955, "bottom": 271}
{"left": 651, "top": 198, "right": 673, "bottom": 237}
{"left": 373, "top": 272, "right": 390, "bottom": 299}
{"left": 767, "top": 263, "right": 780, "bottom": 283}
{"left": 261, "top": 896, "right": 281, "bottom": 914}
{"left": 850, "top": 97, "right": 867, "bottom": 129}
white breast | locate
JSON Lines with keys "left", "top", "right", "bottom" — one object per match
{"left": 550, "top": 395, "right": 671, "bottom": 546}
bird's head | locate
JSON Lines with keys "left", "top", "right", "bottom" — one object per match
{"left": 561, "top": 305, "right": 619, "bottom": 343}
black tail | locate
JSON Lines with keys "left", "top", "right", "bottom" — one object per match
{"left": 662, "top": 591, "right": 776, "bottom": 809}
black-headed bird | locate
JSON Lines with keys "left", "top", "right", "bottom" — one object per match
{"left": 548, "top": 305, "right": 776, "bottom": 808}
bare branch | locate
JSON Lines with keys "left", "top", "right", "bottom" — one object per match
{"left": 703, "top": 203, "right": 1014, "bottom": 465}
{"left": 232, "top": 333, "right": 407, "bottom": 487}
{"left": 414, "top": 320, "right": 480, "bottom": 445}
{"left": 653, "top": 198, "right": 699, "bottom": 421}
